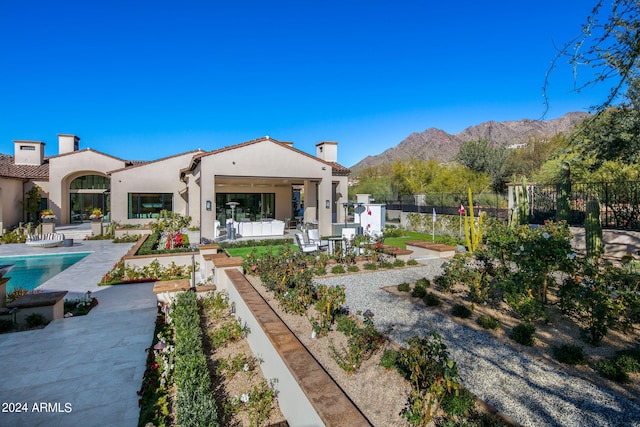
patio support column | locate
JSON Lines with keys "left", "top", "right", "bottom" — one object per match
{"left": 303, "top": 180, "right": 317, "bottom": 226}
{"left": 201, "top": 175, "right": 216, "bottom": 241}
{"left": 317, "top": 178, "right": 332, "bottom": 237}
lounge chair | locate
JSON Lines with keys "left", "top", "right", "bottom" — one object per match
{"left": 295, "top": 233, "right": 318, "bottom": 253}
{"left": 25, "top": 233, "right": 65, "bottom": 248}
{"left": 306, "top": 229, "right": 329, "bottom": 250}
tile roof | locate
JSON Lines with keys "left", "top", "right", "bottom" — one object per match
{"left": 107, "top": 149, "right": 204, "bottom": 174}
{"left": 193, "top": 136, "right": 351, "bottom": 176}
{"left": 0, "top": 154, "right": 49, "bottom": 180}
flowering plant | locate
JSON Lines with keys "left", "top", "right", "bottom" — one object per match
{"left": 89, "top": 208, "right": 103, "bottom": 219}
{"left": 41, "top": 209, "right": 55, "bottom": 219}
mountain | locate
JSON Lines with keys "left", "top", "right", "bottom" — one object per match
{"left": 350, "top": 112, "right": 589, "bottom": 174}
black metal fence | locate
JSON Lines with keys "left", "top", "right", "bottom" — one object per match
{"left": 385, "top": 181, "right": 640, "bottom": 231}
{"left": 530, "top": 181, "right": 640, "bottom": 230}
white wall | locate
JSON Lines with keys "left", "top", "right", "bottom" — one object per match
{"left": 110, "top": 152, "right": 198, "bottom": 226}
{"left": 48, "top": 151, "right": 127, "bottom": 225}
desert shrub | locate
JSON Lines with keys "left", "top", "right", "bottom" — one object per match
{"left": 598, "top": 348, "right": 640, "bottom": 383}
{"left": 314, "top": 265, "right": 326, "bottom": 276}
{"left": 596, "top": 359, "right": 630, "bottom": 383}
{"left": 311, "top": 285, "right": 346, "bottom": 337}
{"left": 615, "top": 353, "right": 640, "bottom": 373}
{"left": 396, "top": 332, "right": 462, "bottom": 425}
{"left": 398, "top": 282, "right": 411, "bottom": 292}
{"left": 380, "top": 349, "right": 400, "bottom": 370}
{"left": 0, "top": 319, "right": 14, "bottom": 333}
{"left": 383, "top": 227, "right": 404, "bottom": 238}
{"left": 379, "top": 260, "right": 395, "bottom": 269}
{"left": 331, "top": 264, "right": 345, "bottom": 274}
{"left": 112, "top": 233, "right": 141, "bottom": 243}
{"left": 476, "top": 315, "right": 500, "bottom": 330}
{"left": 407, "top": 259, "right": 418, "bottom": 266}
{"left": 1, "top": 230, "right": 27, "bottom": 244}
{"left": 505, "top": 291, "right": 547, "bottom": 323}
{"left": 411, "top": 283, "right": 427, "bottom": 298}
{"left": 208, "top": 318, "right": 248, "bottom": 348}
{"left": 558, "top": 258, "right": 635, "bottom": 345}
{"left": 393, "top": 259, "right": 406, "bottom": 267}
{"left": 330, "top": 312, "right": 390, "bottom": 373}
{"left": 451, "top": 304, "right": 472, "bottom": 318}
{"left": 364, "top": 262, "right": 378, "bottom": 270}
{"left": 423, "top": 292, "right": 442, "bottom": 307}
{"left": 509, "top": 323, "right": 536, "bottom": 346}
{"left": 552, "top": 343, "right": 587, "bottom": 365}
{"left": 347, "top": 265, "right": 360, "bottom": 272}
{"left": 415, "top": 277, "right": 431, "bottom": 288}
{"left": 440, "top": 386, "right": 475, "bottom": 417}
{"left": 25, "top": 313, "right": 48, "bottom": 328}
{"left": 432, "top": 253, "right": 472, "bottom": 293}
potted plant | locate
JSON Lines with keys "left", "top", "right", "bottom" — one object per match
{"left": 89, "top": 208, "right": 103, "bottom": 222}
{"left": 41, "top": 209, "right": 56, "bottom": 223}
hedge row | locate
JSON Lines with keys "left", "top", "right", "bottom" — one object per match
{"left": 172, "top": 291, "right": 219, "bottom": 427}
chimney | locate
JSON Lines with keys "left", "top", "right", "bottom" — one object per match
{"left": 13, "top": 140, "right": 45, "bottom": 165}
{"left": 316, "top": 141, "right": 338, "bottom": 163}
{"left": 58, "top": 134, "right": 80, "bottom": 154}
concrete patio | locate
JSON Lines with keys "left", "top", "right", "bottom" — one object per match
{"left": 0, "top": 238, "right": 157, "bottom": 427}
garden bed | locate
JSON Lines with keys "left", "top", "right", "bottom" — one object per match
{"left": 247, "top": 273, "right": 411, "bottom": 426}
{"left": 387, "top": 281, "right": 640, "bottom": 406}
{"left": 245, "top": 271, "right": 508, "bottom": 426}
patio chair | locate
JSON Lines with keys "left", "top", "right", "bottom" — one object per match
{"left": 341, "top": 228, "right": 356, "bottom": 241}
{"left": 306, "top": 229, "right": 329, "bottom": 250}
{"left": 295, "top": 233, "right": 319, "bottom": 253}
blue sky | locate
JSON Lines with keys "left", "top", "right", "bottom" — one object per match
{"left": 1, "top": 1, "right": 610, "bottom": 167}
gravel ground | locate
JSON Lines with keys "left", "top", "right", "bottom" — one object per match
{"left": 315, "top": 261, "right": 640, "bottom": 427}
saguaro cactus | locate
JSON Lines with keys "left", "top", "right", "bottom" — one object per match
{"left": 556, "top": 161, "right": 571, "bottom": 223}
{"left": 585, "top": 198, "right": 604, "bottom": 258}
{"left": 519, "top": 177, "right": 529, "bottom": 225}
{"left": 509, "top": 178, "right": 529, "bottom": 227}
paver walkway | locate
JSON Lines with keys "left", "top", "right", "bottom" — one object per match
{"left": 0, "top": 240, "right": 157, "bottom": 427}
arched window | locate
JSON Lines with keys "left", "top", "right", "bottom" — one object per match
{"left": 69, "top": 175, "right": 110, "bottom": 222}
{"left": 70, "top": 175, "right": 110, "bottom": 190}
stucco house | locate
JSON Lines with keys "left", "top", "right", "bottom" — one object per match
{"left": 0, "top": 134, "right": 350, "bottom": 240}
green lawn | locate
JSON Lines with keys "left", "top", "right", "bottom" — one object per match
{"left": 383, "top": 231, "right": 460, "bottom": 249}
{"left": 225, "top": 244, "right": 298, "bottom": 258}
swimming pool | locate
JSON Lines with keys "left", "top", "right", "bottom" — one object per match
{"left": 0, "top": 252, "right": 91, "bottom": 293}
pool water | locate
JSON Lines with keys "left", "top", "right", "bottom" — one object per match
{"left": 0, "top": 252, "right": 91, "bottom": 293}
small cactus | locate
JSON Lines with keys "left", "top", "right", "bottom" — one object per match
{"left": 556, "top": 161, "right": 571, "bottom": 222}
{"left": 509, "top": 178, "right": 529, "bottom": 227}
{"left": 519, "top": 177, "right": 529, "bottom": 225}
{"left": 585, "top": 198, "right": 604, "bottom": 258}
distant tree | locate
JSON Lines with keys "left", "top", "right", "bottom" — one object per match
{"left": 353, "top": 176, "right": 393, "bottom": 202}
{"left": 455, "top": 139, "right": 510, "bottom": 192}
{"left": 428, "top": 163, "right": 490, "bottom": 195}
{"left": 508, "top": 134, "right": 568, "bottom": 180}
{"left": 390, "top": 158, "right": 438, "bottom": 195}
